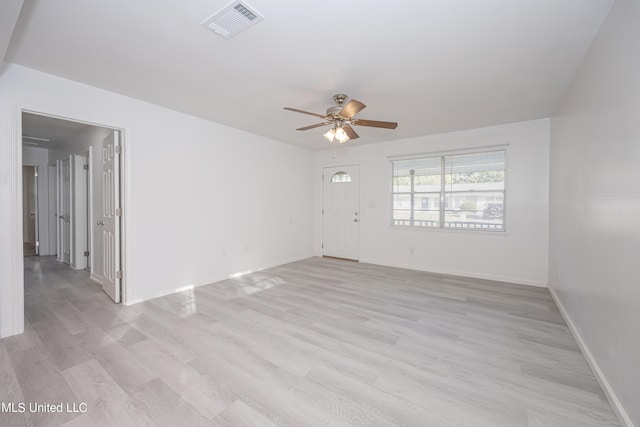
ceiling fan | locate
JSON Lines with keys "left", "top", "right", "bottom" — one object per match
{"left": 284, "top": 94, "right": 398, "bottom": 144}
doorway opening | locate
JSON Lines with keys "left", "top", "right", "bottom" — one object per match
{"left": 21, "top": 110, "right": 125, "bottom": 307}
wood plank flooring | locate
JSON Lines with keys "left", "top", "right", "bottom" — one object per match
{"left": 1, "top": 256, "right": 619, "bottom": 426}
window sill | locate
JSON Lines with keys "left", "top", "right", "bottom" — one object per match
{"left": 388, "top": 225, "right": 508, "bottom": 236}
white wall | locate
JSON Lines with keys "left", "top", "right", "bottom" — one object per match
{"left": 22, "top": 145, "right": 48, "bottom": 164}
{"left": 0, "top": 63, "right": 315, "bottom": 336}
{"left": 315, "top": 119, "right": 550, "bottom": 286}
{"left": 549, "top": 0, "right": 639, "bottom": 425}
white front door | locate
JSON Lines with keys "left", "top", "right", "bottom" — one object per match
{"left": 100, "top": 132, "right": 121, "bottom": 303}
{"left": 322, "top": 165, "right": 360, "bottom": 261}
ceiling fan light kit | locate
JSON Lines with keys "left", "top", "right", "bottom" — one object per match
{"left": 323, "top": 126, "right": 350, "bottom": 144}
{"left": 284, "top": 94, "right": 397, "bottom": 145}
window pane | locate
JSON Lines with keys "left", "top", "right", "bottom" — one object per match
{"left": 414, "top": 173, "right": 441, "bottom": 192}
{"left": 414, "top": 193, "right": 440, "bottom": 227}
{"left": 392, "top": 210, "right": 439, "bottom": 228}
{"left": 444, "top": 192, "right": 504, "bottom": 230}
{"left": 392, "top": 194, "right": 411, "bottom": 210}
{"left": 444, "top": 151, "right": 505, "bottom": 192}
{"left": 392, "top": 210, "right": 411, "bottom": 223}
{"left": 392, "top": 176, "right": 411, "bottom": 192}
{"left": 331, "top": 172, "right": 351, "bottom": 183}
{"left": 413, "top": 210, "right": 440, "bottom": 227}
{"left": 393, "top": 157, "right": 440, "bottom": 177}
{"left": 393, "top": 158, "right": 441, "bottom": 190}
{"left": 414, "top": 193, "right": 440, "bottom": 211}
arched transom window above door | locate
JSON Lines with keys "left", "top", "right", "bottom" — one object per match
{"left": 331, "top": 171, "right": 352, "bottom": 183}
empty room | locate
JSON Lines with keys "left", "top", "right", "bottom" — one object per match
{"left": 0, "top": 1, "right": 638, "bottom": 426}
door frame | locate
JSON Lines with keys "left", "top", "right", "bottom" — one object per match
{"left": 321, "top": 163, "right": 361, "bottom": 261}
{"left": 8, "top": 105, "right": 131, "bottom": 337}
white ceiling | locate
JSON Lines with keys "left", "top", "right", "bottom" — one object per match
{"left": 5, "top": 0, "right": 613, "bottom": 150}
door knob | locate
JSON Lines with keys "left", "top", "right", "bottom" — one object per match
{"left": 97, "top": 221, "right": 104, "bottom": 226}
{"left": 354, "top": 219, "right": 358, "bottom": 222}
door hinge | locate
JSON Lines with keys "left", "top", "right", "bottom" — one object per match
{"left": 84, "top": 250, "right": 89, "bottom": 257}
{"left": 321, "top": 174, "right": 324, "bottom": 181}
{"left": 116, "top": 270, "right": 123, "bottom": 280}
{"left": 115, "top": 208, "right": 122, "bottom": 216}
{"left": 322, "top": 243, "right": 324, "bottom": 248}
{"left": 115, "top": 145, "right": 122, "bottom": 155}
{"left": 83, "top": 164, "right": 89, "bottom": 170}
{"left": 322, "top": 209, "right": 324, "bottom": 214}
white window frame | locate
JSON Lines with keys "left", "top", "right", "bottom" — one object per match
{"left": 390, "top": 149, "right": 506, "bottom": 232}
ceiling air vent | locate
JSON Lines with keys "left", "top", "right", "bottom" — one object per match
{"left": 202, "top": 1, "right": 264, "bottom": 39}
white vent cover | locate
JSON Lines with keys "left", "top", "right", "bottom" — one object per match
{"left": 202, "top": 1, "right": 264, "bottom": 39}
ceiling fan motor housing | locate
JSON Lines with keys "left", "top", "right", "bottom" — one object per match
{"left": 333, "top": 93, "right": 348, "bottom": 105}
{"left": 326, "top": 105, "right": 342, "bottom": 116}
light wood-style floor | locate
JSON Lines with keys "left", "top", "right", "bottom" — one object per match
{"left": 1, "top": 256, "right": 619, "bottom": 426}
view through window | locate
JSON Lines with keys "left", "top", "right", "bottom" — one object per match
{"left": 392, "top": 150, "right": 505, "bottom": 231}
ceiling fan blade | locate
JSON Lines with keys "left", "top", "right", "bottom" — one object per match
{"left": 296, "top": 122, "right": 331, "bottom": 131}
{"left": 284, "top": 107, "right": 327, "bottom": 119}
{"left": 339, "top": 100, "right": 366, "bottom": 118}
{"left": 342, "top": 124, "right": 359, "bottom": 139}
{"left": 354, "top": 119, "right": 398, "bottom": 129}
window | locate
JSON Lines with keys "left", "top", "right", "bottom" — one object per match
{"left": 331, "top": 171, "right": 352, "bottom": 183}
{"left": 392, "top": 150, "right": 505, "bottom": 231}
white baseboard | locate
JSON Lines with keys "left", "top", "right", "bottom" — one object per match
{"left": 125, "top": 254, "right": 314, "bottom": 306}
{"left": 1, "top": 327, "right": 14, "bottom": 339}
{"left": 358, "top": 258, "right": 548, "bottom": 288}
{"left": 548, "top": 286, "right": 634, "bottom": 427}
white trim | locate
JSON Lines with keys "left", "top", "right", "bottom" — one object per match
{"left": 120, "top": 128, "right": 132, "bottom": 306}
{"left": 1, "top": 327, "right": 14, "bottom": 339}
{"left": 359, "top": 257, "right": 548, "bottom": 288}
{"left": 124, "top": 254, "right": 314, "bottom": 306}
{"left": 548, "top": 286, "right": 634, "bottom": 427}
{"left": 386, "top": 143, "right": 509, "bottom": 160}
{"left": 11, "top": 104, "right": 25, "bottom": 336}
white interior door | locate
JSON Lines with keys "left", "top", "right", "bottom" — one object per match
{"left": 91, "top": 145, "right": 103, "bottom": 283}
{"left": 322, "top": 165, "right": 360, "bottom": 260}
{"left": 71, "top": 154, "right": 88, "bottom": 270}
{"left": 48, "top": 164, "right": 58, "bottom": 255}
{"left": 85, "top": 152, "right": 91, "bottom": 269}
{"left": 33, "top": 167, "right": 40, "bottom": 255}
{"left": 100, "top": 132, "right": 121, "bottom": 303}
{"left": 60, "top": 158, "right": 71, "bottom": 264}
